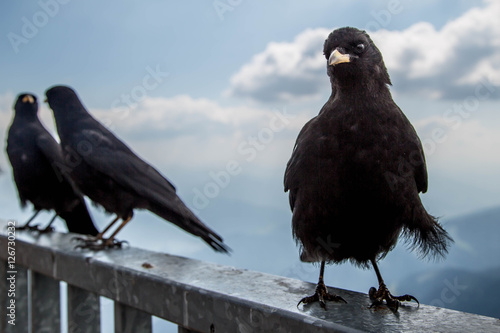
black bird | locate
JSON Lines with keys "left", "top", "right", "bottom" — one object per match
{"left": 6, "top": 93, "right": 98, "bottom": 236}
{"left": 284, "top": 27, "right": 452, "bottom": 310}
{"left": 45, "top": 85, "right": 230, "bottom": 253}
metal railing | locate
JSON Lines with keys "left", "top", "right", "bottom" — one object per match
{"left": 0, "top": 219, "right": 499, "bottom": 333}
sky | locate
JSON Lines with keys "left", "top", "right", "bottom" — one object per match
{"left": 1, "top": 0, "right": 500, "bottom": 329}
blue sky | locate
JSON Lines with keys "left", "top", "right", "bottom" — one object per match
{"left": 0, "top": 0, "right": 488, "bottom": 103}
{"left": 1, "top": 1, "right": 500, "bottom": 327}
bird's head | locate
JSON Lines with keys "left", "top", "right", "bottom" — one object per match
{"left": 14, "top": 93, "right": 38, "bottom": 117}
{"left": 323, "top": 27, "right": 391, "bottom": 86}
{"left": 45, "top": 85, "right": 87, "bottom": 118}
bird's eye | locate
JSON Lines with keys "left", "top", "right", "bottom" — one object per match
{"left": 355, "top": 43, "right": 365, "bottom": 53}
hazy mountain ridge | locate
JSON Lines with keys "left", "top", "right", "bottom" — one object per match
{"left": 399, "top": 205, "right": 500, "bottom": 318}
{"left": 399, "top": 266, "right": 500, "bottom": 318}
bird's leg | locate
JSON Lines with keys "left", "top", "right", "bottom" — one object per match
{"left": 298, "top": 261, "right": 347, "bottom": 309}
{"left": 74, "top": 216, "right": 125, "bottom": 250}
{"left": 102, "top": 216, "right": 132, "bottom": 248}
{"left": 75, "top": 216, "right": 130, "bottom": 250}
{"left": 39, "top": 214, "right": 57, "bottom": 233}
{"left": 96, "top": 216, "right": 121, "bottom": 240}
{"left": 369, "top": 258, "right": 419, "bottom": 311}
{"left": 73, "top": 215, "right": 119, "bottom": 244}
{"left": 16, "top": 210, "right": 41, "bottom": 231}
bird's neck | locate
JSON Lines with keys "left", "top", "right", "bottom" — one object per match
{"left": 330, "top": 76, "right": 391, "bottom": 104}
{"left": 52, "top": 110, "right": 83, "bottom": 140}
{"left": 13, "top": 112, "right": 38, "bottom": 124}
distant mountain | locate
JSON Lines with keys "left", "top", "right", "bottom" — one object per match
{"left": 443, "top": 205, "right": 500, "bottom": 270}
{"left": 397, "top": 205, "right": 500, "bottom": 318}
{"left": 382, "top": 204, "right": 500, "bottom": 278}
{"left": 398, "top": 266, "right": 500, "bottom": 318}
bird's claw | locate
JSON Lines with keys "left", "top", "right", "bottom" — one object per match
{"left": 73, "top": 237, "right": 127, "bottom": 251}
{"left": 395, "top": 294, "right": 419, "bottom": 305}
{"left": 71, "top": 235, "right": 96, "bottom": 243}
{"left": 369, "top": 284, "right": 419, "bottom": 311}
{"left": 298, "top": 281, "right": 346, "bottom": 310}
{"left": 109, "top": 239, "right": 128, "bottom": 248}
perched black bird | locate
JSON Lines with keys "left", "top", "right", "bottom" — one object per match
{"left": 6, "top": 93, "right": 98, "bottom": 236}
{"left": 284, "top": 27, "right": 452, "bottom": 310}
{"left": 45, "top": 85, "right": 230, "bottom": 253}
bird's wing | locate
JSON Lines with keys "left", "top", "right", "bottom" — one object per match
{"left": 78, "top": 128, "right": 178, "bottom": 204}
{"left": 35, "top": 132, "right": 65, "bottom": 166}
{"left": 36, "top": 131, "right": 86, "bottom": 198}
{"left": 284, "top": 117, "right": 316, "bottom": 210}
{"left": 398, "top": 108, "right": 428, "bottom": 194}
{"left": 35, "top": 131, "right": 80, "bottom": 188}
{"left": 6, "top": 127, "right": 28, "bottom": 207}
{"left": 412, "top": 134, "right": 428, "bottom": 193}
{"left": 37, "top": 131, "right": 99, "bottom": 235}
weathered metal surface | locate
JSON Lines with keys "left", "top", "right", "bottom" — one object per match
{"left": 0, "top": 220, "right": 499, "bottom": 333}
{"left": 114, "top": 301, "right": 152, "bottom": 333}
{"left": 31, "top": 270, "right": 61, "bottom": 332}
{"left": 67, "top": 284, "right": 101, "bottom": 333}
{"left": 0, "top": 262, "right": 29, "bottom": 333}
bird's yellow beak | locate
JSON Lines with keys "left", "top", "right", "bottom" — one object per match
{"left": 329, "top": 48, "right": 350, "bottom": 66}
{"left": 22, "top": 95, "right": 35, "bottom": 104}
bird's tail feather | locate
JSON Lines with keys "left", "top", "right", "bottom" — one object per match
{"left": 150, "top": 204, "right": 231, "bottom": 254}
{"left": 403, "top": 210, "right": 453, "bottom": 260}
{"left": 59, "top": 200, "right": 99, "bottom": 236}
{"left": 199, "top": 230, "right": 231, "bottom": 253}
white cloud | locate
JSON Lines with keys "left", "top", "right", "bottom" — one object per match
{"left": 88, "top": 95, "right": 309, "bottom": 171}
{"left": 425, "top": 119, "right": 500, "bottom": 173}
{"left": 412, "top": 108, "right": 500, "bottom": 197}
{"left": 226, "top": 28, "right": 331, "bottom": 103}
{"left": 94, "top": 95, "right": 279, "bottom": 132}
{"left": 372, "top": 0, "right": 500, "bottom": 98}
{"left": 0, "top": 94, "right": 14, "bottom": 175}
{"left": 226, "top": 0, "right": 500, "bottom": 103}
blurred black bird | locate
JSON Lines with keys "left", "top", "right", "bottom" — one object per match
{"left": 45, "top": 85, "right": 230, "bottom": 253}
{"left": 284, "top": 27, "right": 452, "bottom": 310}
{"left": 6, "top": 93, "right": 98, "bottom": 236}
